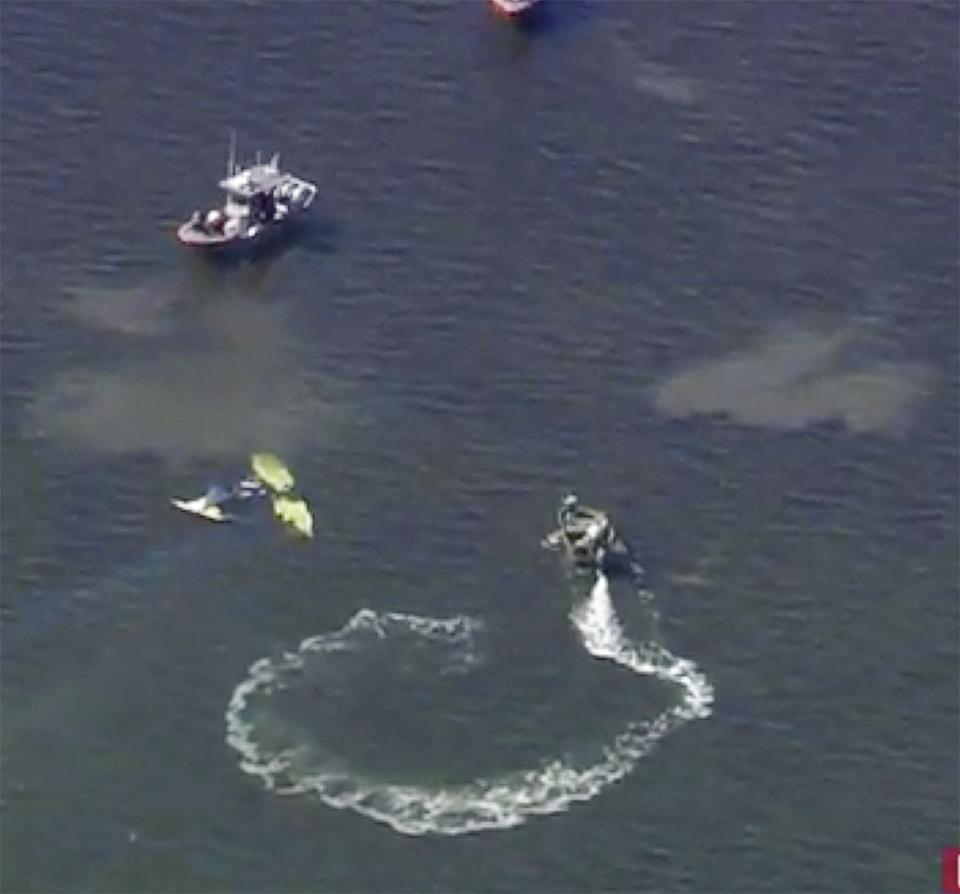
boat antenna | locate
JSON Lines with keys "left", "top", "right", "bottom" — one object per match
{"left": 228, "top": 129, "right": 236, "bottom": 177}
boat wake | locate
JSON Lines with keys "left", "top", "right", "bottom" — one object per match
{"left": 224, "top": 575, "right": 713, "bottom": 836}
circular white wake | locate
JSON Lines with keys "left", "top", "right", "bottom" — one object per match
{"left": 225, "top": 581, "right": 713, "bottom": 836}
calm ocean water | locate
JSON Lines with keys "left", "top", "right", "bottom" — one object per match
{"left": 1, "top": 2, "right": 957, "bottom": 892}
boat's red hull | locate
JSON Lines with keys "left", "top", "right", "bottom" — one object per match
{"left": 488, "top": 0, "right": 543, "bottom": 20}
{"left": 175, "top": 215, "right": 299, "bottom": 257}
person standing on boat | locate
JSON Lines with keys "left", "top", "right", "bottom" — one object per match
{"left": 559, "top": 493, "right": 611, "bottom": 555}
{"left": 559, "top": 493, "right": 580, "bottom": 531}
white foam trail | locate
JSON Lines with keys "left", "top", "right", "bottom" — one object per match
{"left": 225, "top": 577, "right": 713, "bottom": 836}
{"left": 572, "top": 573, "right": 714, "bottom": 720}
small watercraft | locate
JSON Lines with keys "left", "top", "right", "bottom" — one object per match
{"left": 488, "top": 0, "right": 544, "bottom": 20}
{"left": 542, "top": 494, "right": 634, "bottom": 575}
{"left": 176, "top": 133, "right": 317, "bottom": 255}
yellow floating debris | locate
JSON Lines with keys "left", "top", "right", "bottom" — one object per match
{"left": 250, "top": 452, "right": 295, "bottom": 493}
{"left": 272, "top": 494, "right": 314, "bottom": 538}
